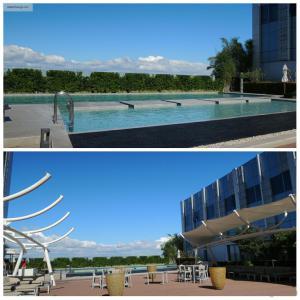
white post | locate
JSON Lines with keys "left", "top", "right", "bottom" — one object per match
{"left": 13, "top": 249, "right": 23, "bottom": 276}
{"left": 44, "top": 248, "right": 55, "bottom": 286}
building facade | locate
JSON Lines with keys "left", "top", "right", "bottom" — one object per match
{"left": 252, "top": 4, "right": 296, "bottom": 81}
{"left": 3, "top": 152, "right": 13, "bottom": 218}
{"left": 180, "top": 152, "right": 296, "bottom": 262}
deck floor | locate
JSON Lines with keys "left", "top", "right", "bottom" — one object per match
{"left": 42, "top": 273, "right": 296, "bottom": 296}
{"left": 4, "top": 104, "right": 72, "bottom": 148}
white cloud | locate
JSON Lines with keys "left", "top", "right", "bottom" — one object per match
{"left": 6, "top": 232, "right": 171, "bottom": 258}
{"left": 4, "top": 45, "right": 210, "bottom": 75}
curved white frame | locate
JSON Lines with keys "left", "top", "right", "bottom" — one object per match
{"left": 23, "top": 212, "right": 70, "bottom": 235}
{"left": 3, "top": 172, "right": 74, "bottom": 286}
{"left": 24, "top": 227, "right": 75, "bottom": 247}
{"left": 4, "top": 225, "right": 46, "bottom": 249}
{"left": 4, "top": 232, "right": 27, "bottom": 252}
{"left": 3, "top": 173, "right": 51, "bottom": 202}
{"left": 5, "top": 195, "right": 63, "bottom": 223}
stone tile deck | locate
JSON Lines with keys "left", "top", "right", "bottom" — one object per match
{"left": 75, "top": 101, "right": 128, "bottom": 111}
{"left": 43, "top": 274, "right": 296, "bottom": 296}
{"left": 4, "top": 104, "right": 72, "bottom": 148}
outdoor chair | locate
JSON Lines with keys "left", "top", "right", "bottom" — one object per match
{"left": 92, "top": 269, "right": 107, "bottom": 289}
{"left": 91, "top": 270, "right": 101, "bottom": 288}
{"left": 253, "top": 266, "right": 270, "bottom": 282}
{"left": 194, "top": 265, "right": 206, "bottom": 284}
{"left": 244, "top": 266, "right": 257, "bottom": 281}
{"left": 14, "top": 283, "right": 40, "bottom": 296}
{"left": 32, "top": 275, "right": 51, "bottom": 294}
{"left": 125, "top": 268, "right": 133, "bottom": 287}
{"left": 3, "top": 276, "right": 19, "bottom": 292}
{"left": 178, "top": 265, "right": 192, "bottom": 282}
{"left": 4, "top": 291, "right": 22, "bottom": 296}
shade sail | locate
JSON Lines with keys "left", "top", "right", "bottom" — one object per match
{"left": 182, "top": 195, "right": 296, "bottom": 247}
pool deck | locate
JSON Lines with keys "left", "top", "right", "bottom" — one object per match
{"left": 75, "top": 101, "right": 128, "bottom": 111}
{"left": 120, "top": 100, "right": 178, "bottom": 109}
{"left": 4, "top": 104, "right": 72, "bottom": 148}
{"left": 198, "top": 129, "right": 296, "bottom": 148}
{"left": 42, "top": 273, "right": 296, "bottom": 296}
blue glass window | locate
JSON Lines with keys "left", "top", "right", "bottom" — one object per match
{"left": 270, "top": 170, "right": 292, "bottom": 197}
{"left": 206, "top": 204, "right": 215, "bottom": 220}
{"left": 224, "top": 195, "right": 236, "bottom": 214}
{"left": 246, "top": 184, "right": 262, "bottom": 206}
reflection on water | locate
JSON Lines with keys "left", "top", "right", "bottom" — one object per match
{"left": 63, "top": 101, "right": 296, "bottom": 133}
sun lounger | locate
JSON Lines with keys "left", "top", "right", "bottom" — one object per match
{"left": 14, "top": 283, "right": 40, "bottom": 295}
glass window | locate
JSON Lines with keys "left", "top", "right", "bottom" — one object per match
{"left": 192, "top": 191, "right": 204, "bottom": 227}
{"left": 224, "top": 195, "right": 236, "bottom": 214}
{"left": 205, "top": 183, "right": 218, "bottom": 219}
{"left": 206, "top": 204, "right": 215, "bottom": 220}
{"left": 261, "top": 4, "right": 278, "bottom": 24}
{"left": 290, "top": 4, "right": 296, "bottom": 17}
{"left": 270, "top": 170, "right": 292, "bottom": 197}
{"left": 246, "top": 184, "right": 262, "bottom": 206}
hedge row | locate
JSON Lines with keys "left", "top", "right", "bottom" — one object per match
{"left": 243, "top": 82, "right": 296, "bottom": 97}
{"left": 27, "top": 255, "right": 168, "bottom": 269}
{"left": 4, "top": 68, "right": 222, "bottom": 93}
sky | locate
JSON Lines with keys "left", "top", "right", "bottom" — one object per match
{"left": 4, "top": 3, "right": 252, "bottom": 75}
{"left": 6, "top": 151, "right": 260, "bottom": 258}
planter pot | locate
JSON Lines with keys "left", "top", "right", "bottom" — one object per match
{"left": 209, "top": 267, "right": 226, "bottom": 290}
{"left": 106, "top": 272, "right": 125, "bottom": 296}
{"left": 115, "top": 266, "right": 125, "bottom": 273}
{"left": 147, "top": 265, "right": 157, "bottom": 282}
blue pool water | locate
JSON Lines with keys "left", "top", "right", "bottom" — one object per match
{"left": 65, "top": 264, "right": 177, "bottom": 277}
{"left": 5, "top": 92, "right": 240, "bottom": 104}
{"left": 63, "top": 100, "right": 295, "bottom": 133}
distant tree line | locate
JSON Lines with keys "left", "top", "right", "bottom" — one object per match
{"left": 27, "top": 255, "right": 168, "bottom": 269}
{"left": 4, "top": 68, "right": 222, "bottom": 94}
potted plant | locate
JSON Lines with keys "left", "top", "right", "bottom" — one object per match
{"left": 106, "top": 269, "right": 125, "bottom": 296}
{"left": 209, "top": 262, "right": 226, "bottom": 290}
{"left": 147, "top": 264, "right": 157, "bottom": 283}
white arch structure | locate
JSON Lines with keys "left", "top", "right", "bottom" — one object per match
{"left": 3, "top": 173, "right": 74, "bottom": 286}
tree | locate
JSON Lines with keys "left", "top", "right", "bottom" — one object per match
{"left": 161, "top": 234, "right": 184, "bottom": 263}
{"left": 235, "top": 229, "right": 296, "bottom": 264}
{"left": 4, "top": 68, "right": 46, "bottom": 93}
{"left": 208, "top": 38, "right": 253, "bottom": 92}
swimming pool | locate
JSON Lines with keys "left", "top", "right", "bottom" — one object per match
{"left": 65, "top": 264, "right": 177, "bottom": 277}
{"left": 63, "top": 100, "right": 295, "bottom": 133}
{"left": 4, "top": 92, "right": 240, "bottom": 104}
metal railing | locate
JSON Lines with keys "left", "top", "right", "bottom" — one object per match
{"left": 53, "top": 91, "right": 74, "bottom": 131}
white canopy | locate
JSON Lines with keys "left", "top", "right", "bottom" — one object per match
{"left": 182, "top": 195, "right": 296, "bottom": 247}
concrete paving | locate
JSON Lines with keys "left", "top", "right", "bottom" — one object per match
{"left": 198, "top": 129, "right": 296, "bottom": 148}
{"left": 74, "top": 101, "right": 128, "bottom": 111}
{"left": 167, "top": 97, "right": 271, "bottom": 106}
{"left": 4, "top": 104, "right": 72, "bottom": 148}
{"left": 119, "top": 100, "right": 178, "bottom": 109}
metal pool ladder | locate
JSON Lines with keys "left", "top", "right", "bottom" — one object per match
{"left": 53, "top": 91, "right": 74, "bottom": 132}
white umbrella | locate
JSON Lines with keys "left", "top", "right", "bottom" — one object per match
{"left": 282, "top": 64, "right": 289, "bottom": 83}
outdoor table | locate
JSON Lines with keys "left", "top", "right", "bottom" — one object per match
{"left": 145, "top": 271, "right": 168, "bottom": 285}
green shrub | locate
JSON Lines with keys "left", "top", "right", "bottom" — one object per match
{"left": 4, "top": 68, "right": 219, "bottom": 93}
{"left": 244, "top": 82, "right": 296, "bottom": 97}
